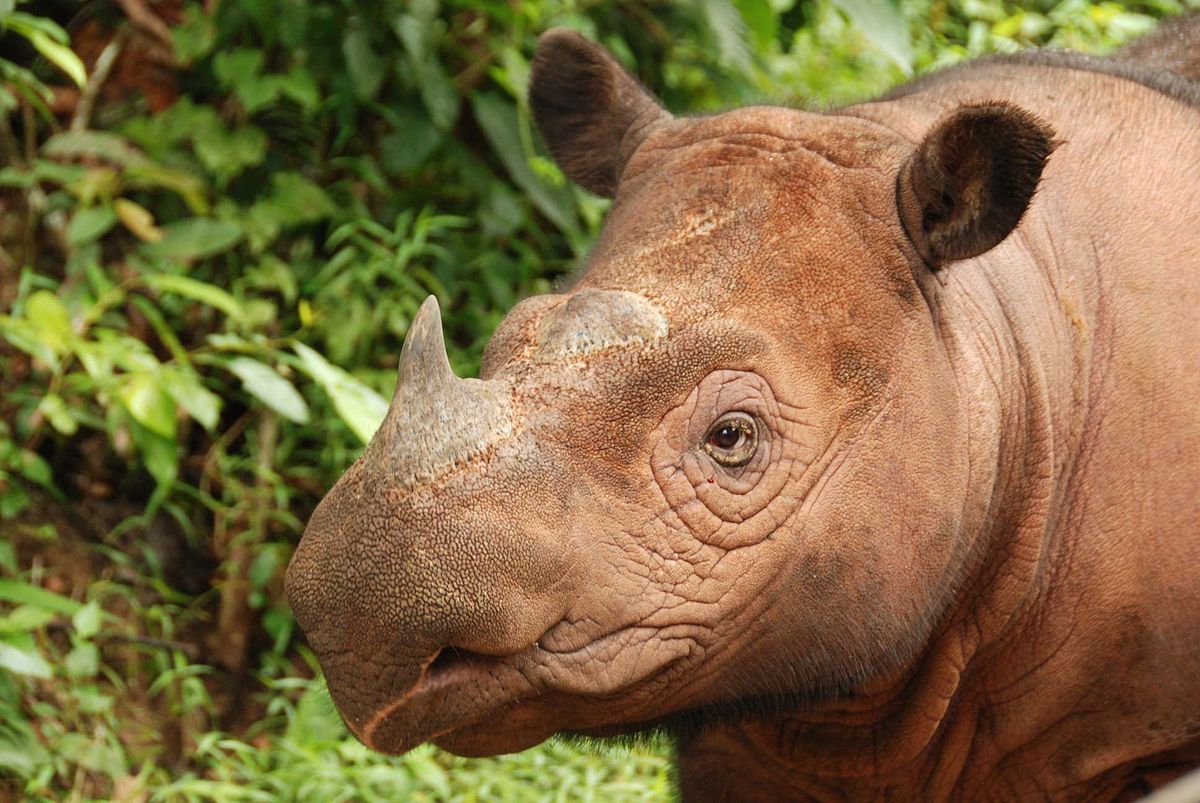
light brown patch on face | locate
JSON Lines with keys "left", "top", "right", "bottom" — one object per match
{"left": 535, "top": 288, "right": 668, "bottom": 362}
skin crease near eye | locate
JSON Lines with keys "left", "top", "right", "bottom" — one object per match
{"left": 650, "top": 369, "right": 823, "bottom": 550}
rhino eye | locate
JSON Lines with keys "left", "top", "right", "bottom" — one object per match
{"left": 703, "top": 413, "right": 758, "bottom": 467}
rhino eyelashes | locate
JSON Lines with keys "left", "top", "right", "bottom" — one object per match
{"left": 367, "top": 296, "right": 514, "bottom": 489}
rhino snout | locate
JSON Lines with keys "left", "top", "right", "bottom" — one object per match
{"left": 285, "top": 454, "right": 580, "bottom": 748}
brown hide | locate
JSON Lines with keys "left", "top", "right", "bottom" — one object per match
{"left": 287, "top": 20, "right": 1200, "bottom": 801}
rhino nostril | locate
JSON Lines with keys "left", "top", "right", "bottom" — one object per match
{"left": 426, "top": 646, "right": 502, "bottom": 679}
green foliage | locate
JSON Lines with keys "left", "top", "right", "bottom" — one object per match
{"left": 1, "top": 0, "right": 1195, "bottom": 799}
{"left": 0, "top": 0, "right": 86, "bottom": 114}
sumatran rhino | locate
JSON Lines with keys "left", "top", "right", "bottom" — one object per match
{"left": 286, "top": 17, "right": 1200, "bottom": 801}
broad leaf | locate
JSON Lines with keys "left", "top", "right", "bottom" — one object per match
{"left": 114, "top": 198, "right": 164, "bottom": 243}
{"left": 43, "top": 131, "right": 146, "bottom": 167}
{"left": 294, "top": 343, "right": 387, "bottom": 443}
{"left": 832, "top": 0, "right": 914, "bottom": 73}
{"left": 471, "top": 93, "right": 578, "bottom": 236}
{"left": 129, "top": 419, "right": 178, "bottom": 491}
{"left": 146, "top": 274, "right": 245, "bottom": 321}
{"left": 226, "top": 357, "right": 310, "bottom": 424}
{"left": 118, "top": 373, "right": 176, "bottom": 439}
{"left": 71, "top": 601, "right": 103, "bottom": 639}
{"left": 24, "top": 290, "right": 73, "bottom": 356}
{"left": 143, "top": 219, "right": 243, "bottom": 262}
{"left": 0, "top": 579, "right": 83, "bottom": 615}
{"left": 343, "top": 23, "right": 385, "bottom": 100}
{"left": 698, "top": 0, "right": 752, "bottom": 72}
{"left": 160, "top": 368, "right": 222, "bottom": 430}
{"left": 0, "top": 642, "right": 52, "bottom": 679}
{"left": 66, "top": 206, "right": 118, "bottom": 246}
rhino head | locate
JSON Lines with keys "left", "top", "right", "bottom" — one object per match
{"left": 286, "top": 30, "right": 1053, "bottom": 757}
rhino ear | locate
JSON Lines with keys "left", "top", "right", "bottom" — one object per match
{"left": 529, "top": 29, "right": 670, "bottom": 198}
{"left": 898, "top": 103, "right": 1056, "bottom": 268}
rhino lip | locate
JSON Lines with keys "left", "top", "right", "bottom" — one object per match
{"left": 349, "top": 622, "right": 695, "bottom": 754}
{"left": 354, "top": 645, "right": 527, "bottom": 753}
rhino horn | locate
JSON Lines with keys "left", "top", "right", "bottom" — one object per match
{"left": 370, "top": 296, "right": 513, "bottom": 488}
{"left": 395, "top": 295, "right": 456, "bottom": 402}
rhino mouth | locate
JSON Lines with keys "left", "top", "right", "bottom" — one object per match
{"left": 343, "top": 622, "right": 697, "bottom": 756}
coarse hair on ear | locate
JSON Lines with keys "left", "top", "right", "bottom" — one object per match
{"left": 897, "top": 102, "right": 1057, "bottom": 268}
{"left": 529, "top": 28, "right": 671, "bottom": 198}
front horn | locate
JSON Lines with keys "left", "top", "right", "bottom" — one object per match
{"left": 365, "top": 296, "right": 514, "bottom": 488}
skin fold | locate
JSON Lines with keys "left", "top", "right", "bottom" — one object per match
{"left": 286, "top": 17, "right": 1200, "bottom": 801}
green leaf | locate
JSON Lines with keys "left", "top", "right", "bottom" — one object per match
{"left": 0, "top": 477, "right": 29, "bottom": 519}
{"left": 24, "top": 290, "right": 73, "bottom": 356}
{"left": 226, "top": 357, "right": 310, "bottom": 424}
{"left": 0, "top": 605, "right": 55, "bottom": 634}
{"left": 102, "top": 331, "right": 161, "bottom": 373}
{"left": 416, "top": 62, "right": 458, "bottom": 130}
{"left": 74, "top": 684, "right": 114, "bottom": 714}
{"left": 25, "top": 29, "right": 87, "bottom": 88}
{"left": 172, "top": 8, "right": 216, "bottom": 64}
{"left": 143, "top": 218, "right": 243, "bottom": 262}
{"left": 698, "top": 0, "right": 752, "bottom": 72}
{"left": 43, "top": 130, "right": 146, "bottom": 167}
{"left": 736, "top": 0, "right": 778, "bottom": 50}
{"left": 0, "top": 642, "right": 52, "bottom": 679}
{"left": 471, "top": 93, "right": 578, "bottom": 236}
{"left": 248, "top": 547, "right": 280, "bottom": 591}
{"left": 122, "top": 162, "right": 210, "bottom": 214}
{"left": 343, "top": 22, "right": 385, "bottom": 100}
{"left": 285, "top": 677, "right": 347, "bottom": 747}
{"left": 255, "top": 173, "right": 335, "bottom": 226}
{"left": 394, "top": 11, "right": 459, "bottom": 130}
{"left": 64, "top": 641, "right": 99, "bottom": 678}
{"left": 293, "top": 343, "right": 387, "bottom": 443}
{"left": 160, "top": 368, "right": 221, "bottom": 430}
{"left": 380, "top": 108, "right": 443, "bottom": 174}
{"left": 129, "top": 418, "right": 178, "bottom": 491}
{"left": 14, "top": 449, "right": 51, "bottom": 488}
{"left": 71, "top": 601, "right": 102, "bottom": 639}
{"left": 276, "top": 66, "right": 320, "bottom": 110}
{"left": 0, "top": 315, "right": 57, "bottom": 367}
{"left": 66, "top": 205, "right": 118, "bottom": 246}
{"left": 832, "top": 0, "right": 914, "bottom": 73}
{"left": 192, "top": 123, "right": 267, "bottom": 186}
{"left": 212, "top": 48, "right": 281, "bottom": 111}
{"left": 56, "top": 731, "right": 127, "bottom": 776}
{"left": 212, "top": 48, "right": 265, "bottom": 87}
{"left": 0, "top": 579, "right": 83, "bottom": 616}
{"left": 238, "top": 76, "right": 282, "bottom": 113}
{"left": 118, "top": 373, "right": 177, "bottom": 439}
{"left": 0, "top": 669, "right": 48, "bottom": 778}
{"left": 146, "top": 274, "right": 245, "bottom": 321}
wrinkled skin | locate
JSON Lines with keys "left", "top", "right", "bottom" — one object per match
{"left": 287, "top": 18, "right": 1200, "bottom": 801}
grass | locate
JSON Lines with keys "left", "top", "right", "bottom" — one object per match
{"left": 147, "top": 678, "right": 675, "bottom": 803}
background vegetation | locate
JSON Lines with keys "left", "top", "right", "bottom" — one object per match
{"left": 0, "top": 0, "right": 1194, "bottom": 799}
